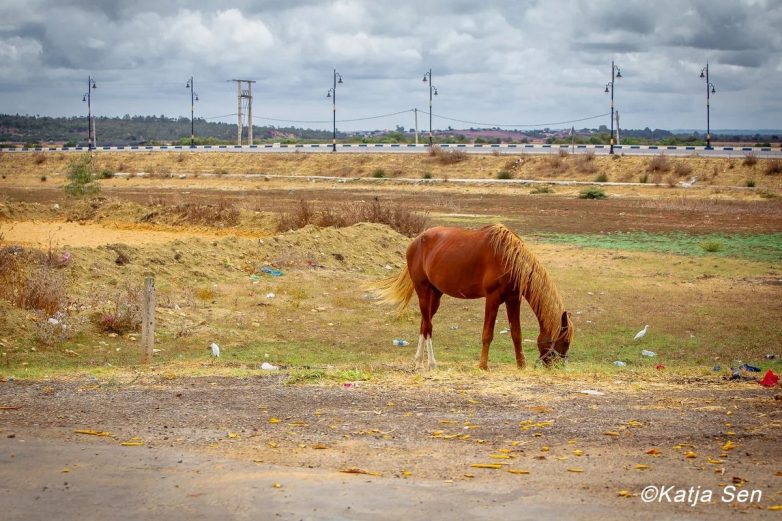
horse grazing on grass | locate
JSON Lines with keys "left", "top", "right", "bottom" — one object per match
{"left": 373, "top": 224, "right": 573, "bottom": 370}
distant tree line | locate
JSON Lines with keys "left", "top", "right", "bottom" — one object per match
{"left": 0, "top": 114, "right": 779, "bottom": 147}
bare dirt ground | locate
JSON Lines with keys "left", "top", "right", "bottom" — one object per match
{"left": 2, "top": 374, "right": 781, "bottom": 520}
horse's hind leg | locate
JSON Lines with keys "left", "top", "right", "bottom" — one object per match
{"left": 506, "top": 297, "right": 526, "bottom": 369}
{"left": 415, "top": 285, "right": 441, "bottom": 370}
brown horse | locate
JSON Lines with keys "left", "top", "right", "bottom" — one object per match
{"left": 372, "top": 224, "right": 573, "bottom": 370}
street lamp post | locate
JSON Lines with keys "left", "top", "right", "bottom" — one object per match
{"left": 185, "top": 76, "right": 199, "bottom": 147}
{"left": 604, "top": 61, "right": 621, "bottom": 154}
{"left": 82, "top": 76, "right": 96, "bottom": 150}
{"left": 699, "top": 64, "right": 716, "bottom": 150}
{"left": 422, "top": 69, "right": 438, "bottom": 146}
{"left": 326, "top": 69, "right": 343, "bottom": 152}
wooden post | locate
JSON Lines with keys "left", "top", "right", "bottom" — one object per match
{"left": 141, "top": 276, "right": 155, "bottom": 363}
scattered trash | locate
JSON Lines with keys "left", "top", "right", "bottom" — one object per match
{"left": 766, "top": 354, "right": 777, "bottom": 360}
{"left": 265, "top": 292, "right": 275, "bottom": 299}
{"left": 613, "top": 361, "right": 626, "bottom": 367}
{"left": 641, "top": 350, "right": 656, "bottom": 357}
{"left": 260, "top": 362, "right": 279, "bottom": 371}
{"left": 209, "top": 342, "right": 220, "bottom": 357}
{"left": 59, "top": 251, "right": 71, "bottom": 266}
{"left": 759, "top": 370, "right": 779, "bottom": 388}
{"left": 655, "top": 364, "right": 666, "bottom": 370}
{"left": 499, "top": 328, "right": 509, "bottom": 335}
{"left": 449, "top": 325, "right": 460, "bottom": 330}
{"left": 249, "top": 274, "right": 261, "bottom": 284}
{"left": 47, "top": 317, "right": 59, "bottom": 326}
{"left": 393, "top": 339, "right": 410, "bottom": 347}
{"left": 578, "top": 390, "right": 605, "bottom": 396}
{"left": 260, "top": 266, "right": 283, "bottom": 277}
{"left": 727, "top": 367, "right": 757, "bottom": 381}
{"left": 712, "top": 364, "right": 721, "bottom": 372}
{"left": 52, "top": 203, "right": 60, "bottom": 211}
{"left": 739, "top": 363, "right": 761, "bottom": 372}
{"left": 633, "top": 325, "right": 649, "bottom": 341}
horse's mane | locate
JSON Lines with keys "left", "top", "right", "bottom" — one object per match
{"left": 487, "top": 224, "right": 565, "bottom": 340}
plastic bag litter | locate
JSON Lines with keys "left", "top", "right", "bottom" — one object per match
{"left": 209, "top": 342, "right": 220, "bottom": 357}
{"left": 260, "top": 362, "right": 279, "bottom": 371}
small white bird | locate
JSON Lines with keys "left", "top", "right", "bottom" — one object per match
{"left": 633, "top": 325, "right": 649, "bottom": 341}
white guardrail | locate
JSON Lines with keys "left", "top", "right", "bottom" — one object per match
{"left": 3, "top": 142, "right": 781, "bottom": 157}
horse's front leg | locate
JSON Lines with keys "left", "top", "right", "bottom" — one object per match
{"left": 505, "top": 297, "right": 526, "bottom": 369}
{"left": 480, "top": 294, "right": 502, "bottom": 370}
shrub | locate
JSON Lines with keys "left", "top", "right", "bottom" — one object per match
{"left": 546, "top": 155, "right": 568, "bottom": 175}
{"left": 428, "top": 146, "right": 467, "bottom": 165}
{"left": 40, "top": 175, "right": 47, "bottom": 182}
{"left": 530, "top": 185, "right": 553, "bottom": 194}
{"left": 195, "top": 287, "right": 215, "bottom": 302}
{"left": 674, "top": 162, "right": 693, "bottom": 177}
{"left": 576, "top": 155, "right": 598, "bottom": 174}
{"left": 65, "top": 154, "right": 100, "bottom": 197}
{"left": 33, "top": 153, "right": 46, "bottom": 165}
{"left": 165, "top": 200, "right": 240, "bottom": 227}
{"left": 647, "top": 154, "right": 671, "bottom": 173}
{"left": 579, "top": 187, "right": 607, "bottom": 199}
{"left": 278, "top": 199, "right": 429, "bottom": 237}
{"left": 743, "top": 153, "right": 757, "bottom": 166}
{"left": 496, "top": 170, "right": 513, "bottom": 180}
{"left": 664, "top": 174, "right": 678, "bottom": 187}
{"left": 97, "top": 287, "right": 142, "bottom": 334}
{"left": 699, "top": 240, "right": 723, "bottom": 253}
{"left": 594, "top": 173, "right": 608, "bottom": 183}
{"left": 558, "top": 149, "right": 568, "bottom": 157}
{"left": 764, "top": 160, "right": 782, "bottom": 175}
{"left": 0, "top": 247, "right": 67, "bottom": 315}
{"left": 745, "top": 179, "right": 756, "bottom": 188}
{"left": 422, "top": 172, "right": 433, "bottom": 180}
{"left": 639, "top": 173, "right": 649, "bottom": 183}
{"left": 371, "top": 168, "right": 386, "bottom": 178}
{"left": 99, "top": 169, "right": 115, "bottom": 179}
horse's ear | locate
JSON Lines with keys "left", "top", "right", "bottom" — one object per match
{"left": 561, "top": 311, "right": 569, "bottom": 329}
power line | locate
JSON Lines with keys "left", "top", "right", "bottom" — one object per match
{"left": 254, "top": 109, "right": 414, "bottom": 125}
{"left": 424, "top": 111, "right": 612, "bottom": 128}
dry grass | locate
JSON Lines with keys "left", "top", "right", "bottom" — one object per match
{"left": 428, "top": 146, "right": 468, "bottom": 165}
{"left": 743, "top": 153, "right": 758, "bottom": 166}
{"left": 674, "top": 162, "right": 693, "bottom": 177}
{"left": 544, "top": 155, "right": 569, "bottom": 175}
{"left": 647, "top": 154, "right": 671, "bottom": 173}
{"left": 765, "top": 160, "right": 782, "bottom": 175}
{"left": 0, "top": 245, "right": 68, "bottom": 315}
{"left": 278, "top": 199, "right": 429, "bottom": 237}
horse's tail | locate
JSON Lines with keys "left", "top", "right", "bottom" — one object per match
{"left": 368, "top": 266, "right": 415, "bottom": 315}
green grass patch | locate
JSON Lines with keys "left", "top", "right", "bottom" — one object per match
{"left": 539, "top": 232, "right": 782, "bottom": 262}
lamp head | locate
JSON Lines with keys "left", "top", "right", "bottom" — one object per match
{"left": 615, "top": 69, "right": 622, "bottom": 79}
{"left": 700, "top": 70, "right": 705, "bottom": 78}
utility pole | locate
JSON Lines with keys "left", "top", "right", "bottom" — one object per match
{"left": 604, "top": 61, "right": 621, "bottom": 154}
{"left": 231, "top": 79, "right": 255, "bottom": 145}
{"left": 186, "top": 76, "right": 199, "bottom": 147}
{"left": 422, "top": 69, "right": 438, "bottom": 146}
{"left": 414, "top": 108, "right": 419, "bottom": 145}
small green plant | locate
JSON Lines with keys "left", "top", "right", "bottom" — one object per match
{"left": 99, "top": 169, "right": 115, "bottom": 179}
{"left": 699, "top": 240, "right": 723, "bottom": 253}
{"left": 530, "top": 185, "right": 553, "bottom": 194}
{"left": 422, "top": 172, "right": 433, "bottom": 180}
{"left": 371, "top": 168, "right": 386, "bottom": 178}
{"left": 639, "top": 173, "right": 649, "bottom": 183}
{"left": 496, "top": 170, "right": 513, "bottom": 180}
{"left": 745, "top": 179, "right": 756, "bottom": 188}
{"left": 579, "top": 187, "right": 607, "bottom": 199}
{"left": 594, "top": 172, "right": 608, "bottom": 183}
{"left": 65, "top": 154, "right": 100, "bottom": 197}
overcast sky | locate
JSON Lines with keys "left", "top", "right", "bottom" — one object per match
{"left": 1, "top": 0, "right": 780, "bottom": 132}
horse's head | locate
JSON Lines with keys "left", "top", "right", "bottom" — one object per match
{"left": 538, "top": 311, "right": 573, "bottom": 367}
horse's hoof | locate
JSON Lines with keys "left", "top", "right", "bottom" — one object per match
{"left": 517, "top": 362, "right": 527, "bottom": 370}
{"left": 478, "top": 363, "right": 488, "bottom": 371}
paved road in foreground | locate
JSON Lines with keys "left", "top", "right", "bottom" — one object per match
{"left": 2, "top": 437, "right": 624, "bottom": 521}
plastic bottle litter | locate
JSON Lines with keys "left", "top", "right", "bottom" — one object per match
{"left": 260, "top": 362, "right": 279, "bottom": 371}
{"left": 613, "top": 360, "right": 627, "bottom": 367}
{"left": 579, "top": 389, "right": 605, "bottom": 396}
{"left": 393, "top": 339, "right": 410, "bottom": 347}
{"left": 260, "top": 266, "right": 283, "bottom": 277}
{"left": 266, "top": 292, "right": 276, "bottom": 299}
{"left": 641, "top": 350, "right": 656, "bottom": 357}
{"left": 209, "top": 342, "right": 220, "bottom": 357}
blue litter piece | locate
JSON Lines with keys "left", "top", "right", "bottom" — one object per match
{"left": 739, "top": 363, "right": 761, "bottom": 372}
{"left": 260, "top": 266, "right": 283, "bottom": 277}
